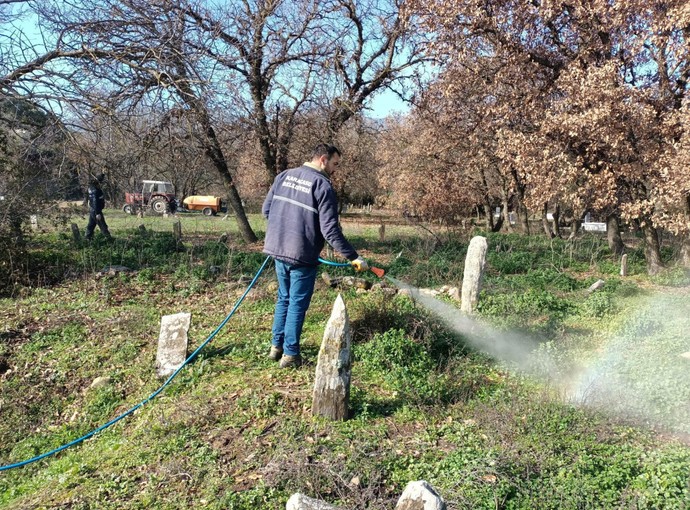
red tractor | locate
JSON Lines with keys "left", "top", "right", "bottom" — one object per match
{"left": 123, "top": 180, "right": 177, "bottom": 215}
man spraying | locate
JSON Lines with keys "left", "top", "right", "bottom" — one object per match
{"left": 262, "top": 144, "right": 368, "bottom": 368}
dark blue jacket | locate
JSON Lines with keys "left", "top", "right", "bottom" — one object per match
{"left": 88, "top": 182, "right": 105, "bottom": 214}
{"left": 262, "top": 164, "right": 358, "bottom": 266}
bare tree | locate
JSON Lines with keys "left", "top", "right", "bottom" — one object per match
{"left": 1, "top": 0, "right": 259, "bottom": 241}
{"left": 322, "top": 0, "right": 430, "bottom": 138}
{"left": 2, "top": 0, "right": 429, "bottom": 244}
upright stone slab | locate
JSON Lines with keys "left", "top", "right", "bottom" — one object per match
{"left": 155, "top": 312, "right": 191, "bottom": 378}
{"left": 70, "top": 223, "right": 81, "bottom": 243}
{"left": 379, "top": 223, "right": 386, "bottom": 241}
{"left": 173, "top": 220, "right": 182, "bottom": 241}
{"left": 395, "top": 481, "right": 446, "bottom": 510}
{"left": 30, "top": 215, "right": 38, "bottom": 230}
{"left": 312, "top": 294, "right": 351, "bottom": 420}
{"left": 461, "top": 236, "right": 488, "bottom": 314}
{"left": 620, "top": 254, "right": 628, "bottom": 277}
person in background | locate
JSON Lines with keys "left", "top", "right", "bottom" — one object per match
{"left": 262, "top": 144, "right": 368, "bottom": 368}
{"left": 85, "top": 173, "right": 112, "bottom": 241}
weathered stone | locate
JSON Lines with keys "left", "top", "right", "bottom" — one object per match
{"left": 395, "top": 481, "right": 446, "bottom": 510}
{"left": 70, "top": 223, "right": 81, "bottom": 243}
{"left": 371, "top": 283, "right": 398, "bottom": 297}
{"left": 588, "top": 279, "right": 605, "bottom": 293}
{"left": 321, "top": 272, "right": 371, "bottom": 290}
{"left": 173, "top": 220, "right": 182, "bottom": 241}
{"left": 342, "top": 276, "right": 371, "bottom": 290}
{"left": 620, "top": 254, "right": 628, "bottom": 277}
{"left": 461, "top": 236, "right": 488, "bottom": 314}
{"left": 286, "top": 493, "right": 342, "bottom": 510}
{"left": 447, "top": 287, "right": 461, "bottom": 301}
{"left": 399, "top": 288, "right": 413, "bottom": 298}
{"left": 237, "top": 274, "right": 252, "bottom": 284}
{"left": 312, "top": 294, "right": 351, "bottom": 421}
{"left": 97, "top": 265, "right": 133, "bottom": 278}
{"left": 322, "top": 272, "right": 340, "bottom": 287}
{"left": 155, "top": 312, "right": 191, "bottom": 378}
{"left": 419, "top": 288, "right": 440, "bottom": 297}
{"left": 30, "top": 215, "right": 38, "bottom": 230}
{"left": 90, "top": 376, "right": 113, "bottom": 389}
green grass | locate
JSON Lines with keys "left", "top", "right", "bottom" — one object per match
{"left": 1, "top": 212, "right": 690, "bottom": 508}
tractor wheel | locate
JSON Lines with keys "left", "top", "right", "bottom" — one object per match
{"left": 150, "top": 197, "right": 169, "bottom": 214}
{"left": 202, "top": 207, "right": 213, "bottom": 216}
{"left": 122, "top": 204, "right": 134, "bottom": 215}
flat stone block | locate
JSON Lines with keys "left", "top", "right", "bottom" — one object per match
{"left": 155, "top": 312, "right": 191, "bottom": 378}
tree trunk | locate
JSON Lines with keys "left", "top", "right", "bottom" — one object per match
{"left": 642, "top": 223, "right": 663, "bottom": 275}
{"left": 682, "top": 236, "right": 690, "bottom": 268}
{"left": 551, "top": 204, "right": 561, "bottom": 238}
{"left": 201, "top": 125, "right": 258, "bottom": 243}
{"left": 606, "top": 214, "right": 625, "bottom": 256}
{"left": 568, "top": 218, "right": 581, "bottom": 240}
{"left": 510, "top": 168, "right": 529, "bottom": 234}
{"left": 501, "top": 193, "right": 513, "bottom": 233}
{"left": 518, "top": 202, "right": 530, "bottom": 234}
{"left": 484, "top": 207, "right": 494, "bottom": 230}
{"left": 489, "top": 204, "right": 504, "bottom": 232}
{"left": 175, "top": 72, "right": 259, "bottom": 244}
{"left": 683, "top": 195, "right": 690, "bottom": 268}
{"left": 541, "top": 202, "right": 554, "bottom": 238}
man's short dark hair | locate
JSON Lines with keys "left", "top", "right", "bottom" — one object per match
{"left": 312, "top": 143, "right": 341, "bottom": 160}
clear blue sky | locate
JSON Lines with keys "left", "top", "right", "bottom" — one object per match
{"left": 369, "top": 89, "right": 410, "bottom": 119}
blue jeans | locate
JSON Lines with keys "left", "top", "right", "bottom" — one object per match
{"left": 271, "top": 259, "right": 318, "bottom": 357}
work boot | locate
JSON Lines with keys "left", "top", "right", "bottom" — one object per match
{"left": 268, "top": 345, "right": 283, "bottom": 361}
{"left": 279, "top": 354, "right": 303, "bottom": 369}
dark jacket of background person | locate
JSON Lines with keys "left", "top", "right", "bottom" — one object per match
{"left": 85, "top": 174, "right": 111, "bottom": 240}
{"left": 262, "top": 164, "right": 358, "bottom": 265}
{"left": 87, "top": 179, "right": 106, "bottom": 214}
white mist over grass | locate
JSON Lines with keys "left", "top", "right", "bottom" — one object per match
{"left": 387, "top": 276, "right": 690, "bottom": 433}
{"left": 565, "top": 291, "right": 690, "bottom": 432}
{"left": 386, "top": 276, "right": 558, "bottom": 377}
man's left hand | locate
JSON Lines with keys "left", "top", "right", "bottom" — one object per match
{"left": 352, "top": 257, "right": 369, "bottom": 272}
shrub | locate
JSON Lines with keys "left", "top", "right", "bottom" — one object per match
{"left": 581, "top": 292, "right": 615, "bottom": 318}
{"left": 355, "top": 329, "right": 447, "bottom": 404}
{"left": 478, "top": 289, "right": 573, "bottom": 320}
{"left": 649, "top": 267, "right": 690, "bottom": 287}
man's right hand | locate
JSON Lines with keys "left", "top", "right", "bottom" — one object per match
{"left": 96, "top": 214, "right": 102, "bottom": 221}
